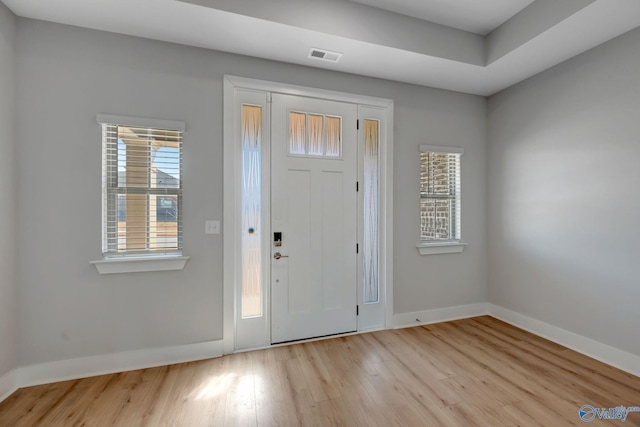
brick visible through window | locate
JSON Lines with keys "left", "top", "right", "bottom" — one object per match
{"left": 419, "top": 150, "right": 461, "bottom": 241}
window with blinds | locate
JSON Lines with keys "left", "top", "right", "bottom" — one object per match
{"left": 100, "top": 116, "right": 184, "bottom": 257}
{"left": 419, "top": 145, "right": 463, "bottom": 242}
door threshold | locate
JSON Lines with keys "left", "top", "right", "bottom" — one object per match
{"left": 233, "top": 328, "right": 388, "bottom": 354}
{"left": 272, "top": 330, "right": 357, "bottom": 346}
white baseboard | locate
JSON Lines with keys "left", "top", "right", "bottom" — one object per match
{"left": 488, "top": 304, "right": 640, "bottom": 378}
{"left": 17, "top": 339, "right": 224, "bottom": 388}
{"left": 0, "top": 369, "right": 18, "bottom": 404}
{"left": 393, "top": 303, "right": 489, "bottom": 329}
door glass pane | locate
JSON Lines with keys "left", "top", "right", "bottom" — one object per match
{"left": 363, "top": 119, "right": 379, "bottom": 303}
{"left": 308, "top": 114, "right": 324, "bottom": 156}
{"left": 289, "top": 112, "right": 306, "bottom": 155}
{"left": 326, "top": 116, "right": 342, "bottom": 157}
{"left": 242, "top": 105, "right": 263, "bottom": 318}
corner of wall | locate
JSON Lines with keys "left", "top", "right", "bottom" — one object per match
{"left": 0, "top": 370, "right": 18, "bottom": 404}
{"left": 0, "top": 0, "right": 19, "bottom": 387}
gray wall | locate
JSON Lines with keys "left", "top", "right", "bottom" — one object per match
{"left": 0, "top": 2, "right": 17, "bottom": 378}
{"left": 16, "top": 19, "right": 487, "bottom": 366}
{"left": 488, "top": 26, "right": 640, "bottom": 357}
{"left": 394, "top": 89, "right": 487, "bottom": 313}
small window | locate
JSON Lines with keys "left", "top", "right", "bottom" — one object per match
{"left": 419, "top": 145, "right": 463, "bottom": 242}
{"left": 99, "top": 116, "right": 184, "bottom": 257}
{"left": 288, "top": 111, "right": 342, "bottom": 158}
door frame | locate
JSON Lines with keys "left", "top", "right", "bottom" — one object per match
{"left": 223, "top": 75, "right": 394, "bottom": 354}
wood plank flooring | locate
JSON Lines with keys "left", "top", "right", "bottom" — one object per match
{"left": 2, "top": 316, "right": 640, "bottom": 426}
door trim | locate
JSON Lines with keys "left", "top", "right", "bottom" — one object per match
{"left": 223, "top": 75, "right": 394, "bottom": 353}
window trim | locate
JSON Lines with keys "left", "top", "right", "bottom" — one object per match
{"left": 96, "top": 114, "right": 186, "bottom": 132}
{"left": 91, "top": 114, "right": 187, "bottom": 273}
{"left": 90, "top": 256, "right": 190, "bottom": 275}
{"left": 416, "top": 241, "right": 466, "bottom": 255}
{"left": 419, "top": 144, "right": 464, "bottom": 155}
{"left": 417, "top": 144, "right": 466, "bottom": 255}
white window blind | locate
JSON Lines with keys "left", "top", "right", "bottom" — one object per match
{"left": 100, "top": 117, "right": 184, "bottom": 257}
{"left": 419, "top": 145, "right": 462, "bottom": 242}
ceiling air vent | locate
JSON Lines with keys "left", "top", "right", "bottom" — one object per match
{"left": 308, "top": 48, "right": 343, "bottom": 63}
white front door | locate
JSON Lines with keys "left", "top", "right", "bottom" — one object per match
{"left": 271, "top": 94, "right": 358, "bottom": 344}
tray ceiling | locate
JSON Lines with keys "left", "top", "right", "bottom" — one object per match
{"left": 3, "top": 0, "right": 640, "bottom": 95}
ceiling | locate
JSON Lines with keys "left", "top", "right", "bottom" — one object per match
{"left": 3, "top": 0, "right": 640, "bottom": 96}
{"left": 351, "top": 0, "right": 536, "bottom": 35}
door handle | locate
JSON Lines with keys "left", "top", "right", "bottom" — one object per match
{"left": 273, "top": 252, "right": 289, "bottom": 260}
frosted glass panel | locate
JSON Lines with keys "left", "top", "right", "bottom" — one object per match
{"left": 241, "top": 105, "right": 263, "bottom": 318}
{"left": 308, "top": 114, "right": 324, "bottom": 156}
{"left": 363, "top": 119, "right": 379, "bottom": 304}
{"left": 326, "top": 116, "right": 342, "bottom": 157}
{"left": 289, "top": 112, "right": 306, "bottom": 155}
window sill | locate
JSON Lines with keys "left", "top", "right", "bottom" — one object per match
{"left": 416, "top": 242, "right": 467, "bottom": 255}
{"left": 90, "top": 256, "right": 190, "bottom": 274}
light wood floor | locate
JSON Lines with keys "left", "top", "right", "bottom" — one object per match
{"left": 1, "top": 316, "right": 640, "bottom": 426}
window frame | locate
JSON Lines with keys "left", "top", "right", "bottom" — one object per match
{"left": 91, "top": 114, "right": 189, "bottom": 274}
{"left": 416, "top": 144, "right": 466, "bottom": 255}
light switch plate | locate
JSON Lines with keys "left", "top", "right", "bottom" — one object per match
{"left": 205, "top": 220, "right": 220, "bottom": 235}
